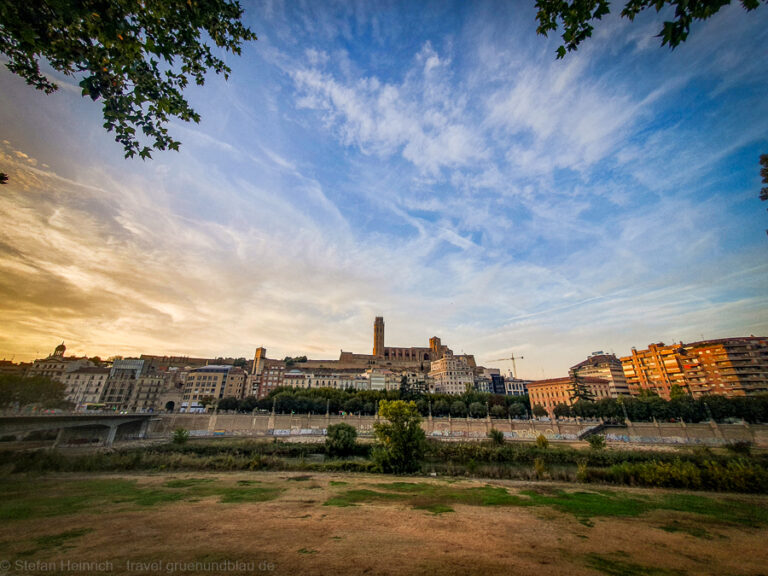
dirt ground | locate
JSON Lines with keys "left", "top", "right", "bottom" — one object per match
{"left": 1, "top": 472, "right": 767, "bottom": 576}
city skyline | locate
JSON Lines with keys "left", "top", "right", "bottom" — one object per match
{"left": 1, "top": 1, "right": 767, "bottom": 379}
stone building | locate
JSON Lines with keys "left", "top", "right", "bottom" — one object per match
{"left": 26, "top": 343, "right": 94, "bottom": 383}
{"left": 62, "top": 366, "right": 110, "bottom": 409}
{"left": 528, "top": 376, "right": 612, "bottom": 416}
{"left": 429, "top": 353, "right": 474, "bottom": 395}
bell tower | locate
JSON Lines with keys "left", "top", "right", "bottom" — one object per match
{"left": 373, "top": 317, "right": 385, "bottom": 357}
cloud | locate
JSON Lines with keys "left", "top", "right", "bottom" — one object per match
{"left": 289, "top": 42, "right": 487, "bottom": 174}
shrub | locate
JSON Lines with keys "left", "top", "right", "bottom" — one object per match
{"left": 325, "top": 422, "right": 358, "bottom": 457}
{"left": 488, "top": 428, "right": 505, "bottom": 445}
{"left": 725, "top": 441, "right": 752, "bottom": 456}
{"left": 536, "top": 434, "right": 549, "bottom": 449}
{"left": 534, "top": 457, "right": 549, "bottom": 479}
{"left": 587, "top": 434, "right": 606, "bottom": 450}
{"left": 172, "top": 428, "right": 190, "bottom": 445}
{"left": 576, "top": 458, "right": 588, "bottom": 482}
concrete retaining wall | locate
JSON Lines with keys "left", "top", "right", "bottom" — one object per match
{"left": 603, "top": 421, "right": 764, "bottom": 446}
{"left": 148, "top": 413, "right": 768, "bottom": 446}
{"left": 147, "top": 413, "right": 600, "bottom": 441}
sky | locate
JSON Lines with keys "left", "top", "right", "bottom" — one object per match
{"left": 0, "top": 0, "right": 767, "bottom": 379}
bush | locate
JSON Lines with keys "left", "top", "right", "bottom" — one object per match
{"left": 725, "top": 441, "right": 752, "bottom": 456}
{"left": 534, "top": 457, "right": 549, "bottom": 479}
{"left": 325, "top": 422, "right": 358, "bottom": 457}
{"left": 587, "top": 434, "right": 606, "bottom": 450}
{"left": 488, "top": 428, "right": 505, "bottom": 445}
{"left": 172, "top": 428, "right": 190, "bottom": 445}
{"left": 536, "top": 434, "right": 549, "bottom": 449}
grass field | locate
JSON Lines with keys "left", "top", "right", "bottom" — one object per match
{"left": 1, "top": 472, "right": 767, "bottom": 575}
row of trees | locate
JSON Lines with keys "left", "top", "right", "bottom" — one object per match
{"left": 0, "top": 374, "right": 70, "bottom": 410}
{"left": 214, "top": 386, "right": 532, "bottom": 419}
{"left": 538, "top": 393, "right": 768, "bottom": 424}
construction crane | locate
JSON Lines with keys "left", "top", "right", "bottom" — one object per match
{"left": 490, "top": 353, "right": 524, "bottom": 379}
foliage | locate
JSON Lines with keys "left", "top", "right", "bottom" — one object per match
{"left": 536, "top": 434, "right": 550, "bottom": 449}
{"left": 325, "top": 422, "right": 358, "bottom": 458}
{"left": 197, "top": 396, "right": 215, "bottom": 410}
{"left": 488, "top": 428, "right": 505, "bottom": 445}
{"left": 171, "top": 428, "right": 190, "bottom": 445}
{"left": 195, "top": 384, "right": 768, "bottom": 424}
{"left": 216, "top": 396, "right": 240, "bottom": 411}
{"left": 372, "top": 400, "right": 426, "bottom": 474}
{"left": 725, "top": 441, "right": 752, "bottom": 456}
{"left": 535, "top": 0, "right": 765, "bottom": 59}
{"left": 532, "top": 404, "right": 548, "bottom": 418}
{"left": 0, "top": 373, "right": 69, "bottom": 409}
{"left": 432, "top": 399, "right": 450, "bottom": 417}
{"left": 571, "top": 373, "right": 595, "bottom": 404}
{"left": 490, "top": 404, "right": 507, "bottom": 419}
{"left": 584, "top": 458, "right": 768, "bottom": 493}
{"left": 553, "top": 403, "right": 572, "bottom": 418}
{"left": 469, "top": 401, "right": 486, "bottom": 418}
{"left": 508, "top": 402, "right": 527, "bottom": 419}
{"left": 587, "top": 434, "right": 606, "bottom": 450}
{"left": 450, "top": 400, "right": 467, "bottom": 417}
{"left": 0, "top": 0, "right": 256, "bottom": 158}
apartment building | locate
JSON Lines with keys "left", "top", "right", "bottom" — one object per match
{"left": 570, "top": 352, "right": 629, "bottom": 397}
{"left": 62, "top": 367, "right": 110, "bottom": 409}
{"left": 621, "top": 337, "right": 768, "bottom": 399}
{"left": 429, "top": 354, "right": 474, "bottom": 395}
{"left": 528, "top": 376, "right": 612, "bottom": 416}
{"left": 182, "top": 365, "right": 232, "bottom": 411}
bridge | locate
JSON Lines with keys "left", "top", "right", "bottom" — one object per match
{"left": 0, "top": 413, "right": 157, "bottom": 447}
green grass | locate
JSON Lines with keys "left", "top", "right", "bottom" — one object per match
{"left": 656, "top": 493, "right": 768, "bottom": 528}
{"left": 658, "top": 522, "right": 713, "bottom": 539}
{"left": 585, "top": 553, "right": 686, "bottom": 576}
{"left": 216, "top": 486, "right": 283, "bottom": 503}
{"left": 325, "top": 482, "right": 525, "bottom": 511}
{"left": 29, "top": 528, "right": 93, "bottom": 554}
{"left": 0, "top": 477, "right": 283, "bottom": 521}
{"left": 324, "top": 489, "right": 410, "bottom": 507}
{"left": 518, "top": 489, "right": 650, "bottom": 524}
{"left": 163, "top": 478, "right": 215, "bottom": 488}
{"left": 414, "top": 503, "right": 454, "bottom": 514}
{"left": 325, "top": 480, "right": 768, "bottom": 527}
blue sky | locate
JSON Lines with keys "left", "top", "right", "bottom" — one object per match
{"left": 0, "top": 0, "right": 766, "bottom": 378}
